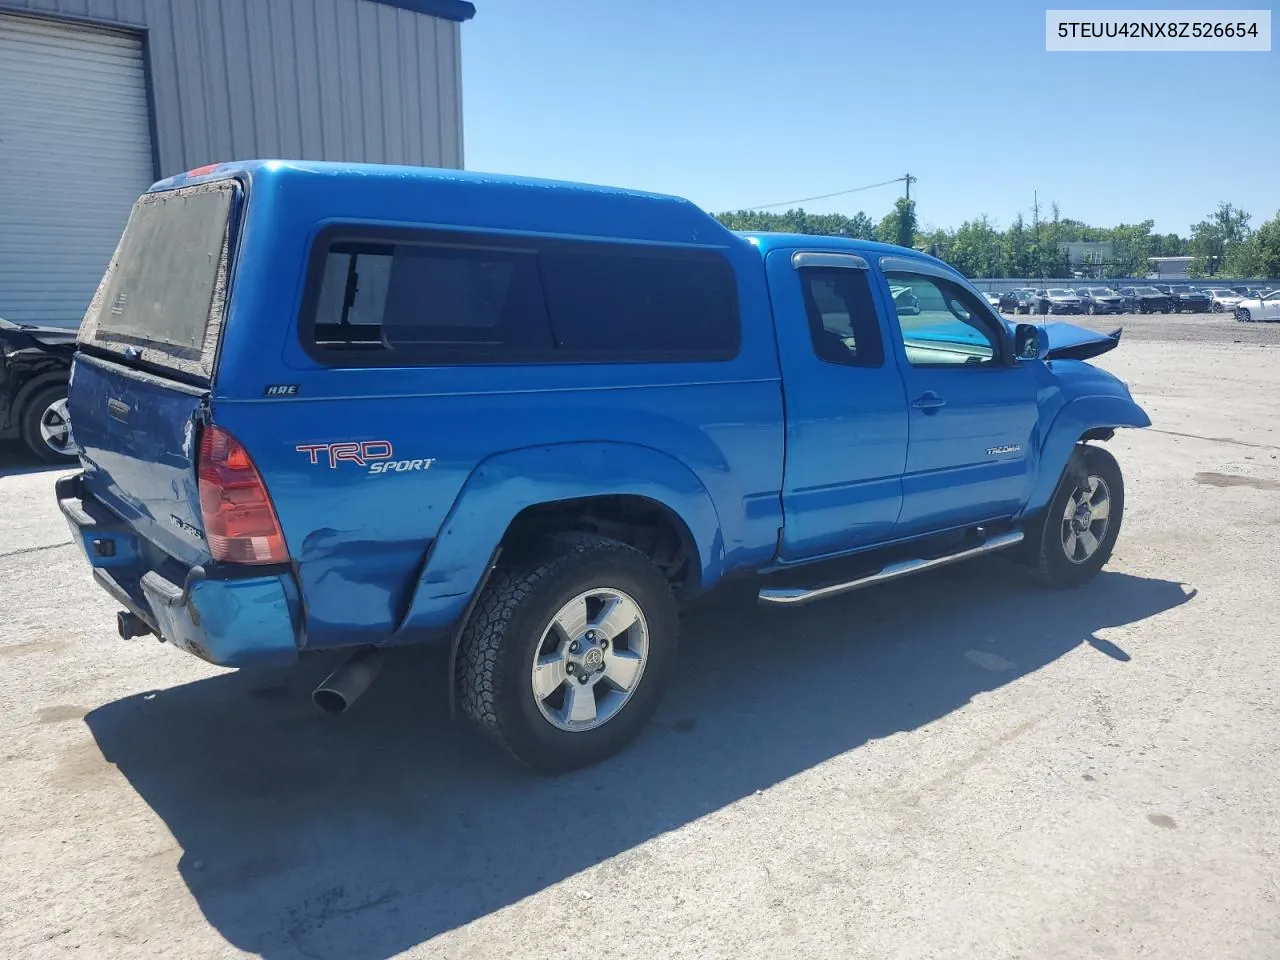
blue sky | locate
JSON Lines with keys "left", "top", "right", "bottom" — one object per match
{"left": 461, "top": 0, "right": 1278, "bottom": 235}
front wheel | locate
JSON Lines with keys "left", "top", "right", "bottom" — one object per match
{"left": 1237, "top": 309, "right": 1252, "bottom": 323}
{"left": 1021, "top": 445, "right": 1124, "bottom": 588}
{"left": 456, "top": 532, "right": 678, "bottom": 774}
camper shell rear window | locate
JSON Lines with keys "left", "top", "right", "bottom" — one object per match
{"left": 79, "top": 180, "right": 239, "bottom": 381}
{"left": 299, "top": 226, "right": 742, "bottom": 366}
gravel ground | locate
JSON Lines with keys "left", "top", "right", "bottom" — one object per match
{"left": 2, "top": 321, "right": 1279, "bottom": 959}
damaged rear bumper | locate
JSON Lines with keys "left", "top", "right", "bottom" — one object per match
{"left": 56, "top": 472, "right": 302, "bottom": 667}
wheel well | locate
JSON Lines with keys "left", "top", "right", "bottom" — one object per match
{"left": 1079, "top": 427, "right": 1115, "bottom": 443}
{"left": 502, "top": 495, "right": 701, "bottom": 596}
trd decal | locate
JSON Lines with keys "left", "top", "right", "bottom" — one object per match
{"left": 295, "top": 440, "right": 434, "bottom": 475}
{"left": 368, "top": 458, "right": 435, "bottom": 475}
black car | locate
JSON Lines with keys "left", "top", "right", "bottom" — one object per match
{"left": 1117, "top": 286, "right": 1173, "bottom": 314}
{"left": 1075, "top": 286, "right": 1126, "bottom": 315}
{"left": 998, "top": 290, "right": 1037, "bottom": 314}
{"left": 1168, "top": 286, "right": 1212, "bottom": 313}
{"left": 0, "top": 318, "right": 77, "bottom": 463}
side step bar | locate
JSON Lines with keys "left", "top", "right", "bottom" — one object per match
{"left": 758, "top": 530, "right": 1024, "bottom": 607}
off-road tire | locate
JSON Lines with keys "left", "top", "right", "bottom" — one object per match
{"left": 456, "top": 532, "right": 678, "bottom": 774}
{"left": 1020, "top": 444, "right": 1125, "bottom": 588}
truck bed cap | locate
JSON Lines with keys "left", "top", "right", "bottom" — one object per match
{"left": 151, "top": 159, "right": 749, "bottom": 250}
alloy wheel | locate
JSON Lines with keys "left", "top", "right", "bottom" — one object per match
{"left": 39, "top": 398, "right": 75, "bottom": 456}
{"left": 531, "top": 588, "right": 650, "bottom": 732}
{"left": 1061, "top": 475, "right": 1111, "bottom": 564}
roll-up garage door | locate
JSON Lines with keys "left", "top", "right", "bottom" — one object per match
{"left": 0, "top": 13, "right": 154, "bottom": 327}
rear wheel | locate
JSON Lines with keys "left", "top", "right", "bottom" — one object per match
{"left": 1021, "top": 445, "right": 1124, "bottom": 588}
{"left": 456, "top": 532, "right": 678, "bottom": 774}
{"left": 20, "top": 384, "right": 77, "bottom": 464}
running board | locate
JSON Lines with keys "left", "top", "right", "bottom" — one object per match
{"left": 758, "top": 530, "right": 1024, "bottom": 606}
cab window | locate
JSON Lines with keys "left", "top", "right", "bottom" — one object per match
{"left": 797, "top": 267, "right": 884, "bottom": 368}
{"left": 883, "top": 270, "right": 999, "bottom": 367}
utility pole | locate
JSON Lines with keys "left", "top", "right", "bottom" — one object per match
{"left": 903, "top": 173, "right": 916, "bottom": 201}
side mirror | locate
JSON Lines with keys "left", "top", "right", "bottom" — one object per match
{"left": 1014, "top": 323, "right": 1048, "bottom": 362}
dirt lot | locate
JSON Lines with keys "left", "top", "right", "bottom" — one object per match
{"left": 1, "top": 313, "right": 1278, "bottom": 959}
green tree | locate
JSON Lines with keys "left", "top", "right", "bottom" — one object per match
{"left": 1002, "top": 213, "right": 1032, "bottom": 277}
{"left": 918, "top": 225, "right": 953, "bottom": 260}
{"left": 1248, "top": 210, "right": 1280, "bottom": 277}
{"left": 1189, "top": 202, "right": 1252, "bottom": 277}
{"left": 1224, "top": 239, "right": 1266, "bottom": 278}
{"left": 1105, "top": 221, "right": 1156, "bottom": 278}
{"left": 876, "top": 198, "right": 917, "bottom": 248}
{"left": 948, "top": 216, "right": 1005, "bottom": 278}
{"left": 1150, "top": 232, "right": 1188, "bottom": 257}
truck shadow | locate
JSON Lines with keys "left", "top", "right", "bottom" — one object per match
{"left": 84, "top": 562, "right": 1193, "bottom": 959}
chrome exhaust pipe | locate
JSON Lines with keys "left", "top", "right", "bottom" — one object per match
{"left": 312, "top": 648, "right": 383, "bottom": 714}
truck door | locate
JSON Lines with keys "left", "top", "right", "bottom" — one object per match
{"left": 875, "top": 256, "right": 1041, "bottom": 536}
{"left": 769, "top": 250, "right": 908, "bottom": 559}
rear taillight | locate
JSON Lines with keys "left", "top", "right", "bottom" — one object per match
{"left": 197, "top": 425, "right": 289, "bottom": 564}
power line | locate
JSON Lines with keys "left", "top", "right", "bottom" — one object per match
{"left": 742, "top": 175, "right": 911, "bottom": 211}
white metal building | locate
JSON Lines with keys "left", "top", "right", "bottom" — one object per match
{"left": 0, "top": 0, "right": 474, "bottom": 327}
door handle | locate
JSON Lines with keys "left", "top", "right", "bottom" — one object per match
{"left": 912, "top": 392, "right": 947, "bottom": 412}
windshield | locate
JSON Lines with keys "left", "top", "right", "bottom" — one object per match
{"left": 1135, "top": 287, "right": 1161, "bottom": 295}
{"left": 79, "top": 180, "right": 239, "bottom": 380}
{"left": 1088, "top": 288, "right": 1115, "bottom": 295}
{"left": 1209, "top": 289, "right": 1234, "bottom": 296}
{"left": 1047, "top": 289, "right": 1074, "bottom": 296}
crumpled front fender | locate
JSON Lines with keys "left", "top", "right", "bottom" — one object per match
{"left": 1023, "top": 393, "right": 1151, "bottom": 516}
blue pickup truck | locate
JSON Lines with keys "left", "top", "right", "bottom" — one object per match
{"left": 57, "top": 160, "right": 1149, "bottom": 772}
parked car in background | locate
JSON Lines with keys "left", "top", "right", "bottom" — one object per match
{"left": 1035, "top": 288, "right": 1084, "bottom": 315}
{"left": 0, "top": 317, "right": 78, "bottom": 463}
{"left": 1118, "top": 286, "right": 1173, "bottom": 314}
{"left": 1232, "top": 286, "right": 1271, "bottom": 299}
{"left": 1204, "top": 288, "right": 1246, "bottom": 312}
{"left": 1075, "top": 287, "right": 1126, "bottom": 315}
{"left": 890, "top": 284, "right": 921, "bottom": 315}
{"left": 1235, "top": 290, "right": 1280, "bottom": 323}
{"left": 983, "top": 291, "right": 1002, "bottom": 308}
{"left": 998, "top": 290, "right": 1037, "bottom": 314}
{"left": 1168, "top": 286, "right": 1212, "bottom": 313}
